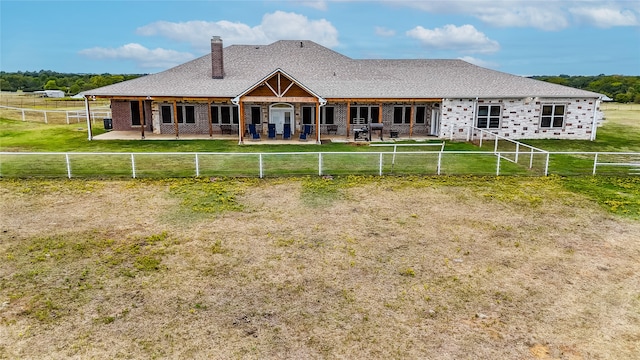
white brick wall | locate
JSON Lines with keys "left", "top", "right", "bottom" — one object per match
{"left": 439, "top": 97, "right": 603, "bottom": 140}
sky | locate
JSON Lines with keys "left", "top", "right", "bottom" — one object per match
{"left": 1, "top": 0, "right": 639, "bottom": 76}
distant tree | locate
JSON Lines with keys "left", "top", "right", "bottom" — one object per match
{"left": 43, "top": 79, "right": 59, "bottom": 90}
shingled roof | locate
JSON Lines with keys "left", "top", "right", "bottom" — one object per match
{"left": 86, "top": 40, "right": 603, "bottom": 99}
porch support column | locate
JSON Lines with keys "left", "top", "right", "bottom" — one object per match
{"left": 346, "top": 101, "right": 351, "bottom": 138}
{"left": 207, "top": 100, "right": 213, "bottom": 137}
{"left": 378, "top": 103, "right": 382, "bottom": 123}
{"left": 173, "top": 100, "right": 179, "bottom": 139}
{"left": 84, "top": 97, "right": 93, "bottom": 140}
{"left": 139, "top": 99, "right": 145, "bottom": 139}
{"left": 315, "top": 98, "right": 321, "bottom": 144}
{"left": 409, "top": 103, "right": 415, "bottom": 138}
{"left": 238, "top": 98, "right": 245, "bottom": 144}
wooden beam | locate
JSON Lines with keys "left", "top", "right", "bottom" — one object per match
{"left": 207, "top": 100, "right": 213, "bottom": 137}
{"left": 173, "top": 100, "right": 179, "bottom": 138}
{"left": 378, "top": 103, "right": 382, "bottom": 123}
{"left": 242, "top": 96, "right": 318, "bottom": 103}
{"left": 327, "top": 98, "right": 443, "bottom": 103}
{"left": 138, "top": 100, "right": 145, "bottom": 139}
{"left": 85, "top": 97, "right": 93, "bottom": 140}
{"left": 409, "top": 103, "right": 414, "bottom": 138}
{"left": 346, "top": 101, "right": 351, "bottom": 138}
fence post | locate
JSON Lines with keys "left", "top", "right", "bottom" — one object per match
{"left": 392, "top": 145, "right": 397, "bottom": 165}
{"left": 259, "top": 154, "right": 263, "bottom": 178}
{"left": 529, "top": 148, "right": 534, "bottom": 169}
{"left": 437, "top": 151, "right": 442, "bottom": 175}
{"left": 496, "top": 153, "right": 501, "bottom": 176}
{"left": 319, "top": 153, "right": 323, "bottom": 176}
{"left": 195, "top": 153, "right": 200, "bottom": 177}
{"left": 494, "top": 135, "right": 499, "bottom": 153}
{"left": 515, "top": 143, "right": 520, "bottom": 164}
{"left": 544, "top": 152, "right": 550, "bottom": 176}
{"left": 131, "top": 154, "right": 136, "bottom": 178}
{"left": 66, "top": 111, "right": 70, "bottom": 124}
{"left": 479, "top": 131, "right": 483, "bottom": 147}
{"left": 21, "top": 109, "right": 25, "bottom": 121}
{"left": 65, "top": 154, "right": 72, "bottom": 179}
{"left": 592, "top": 153, "right": 598, "bottom": 175}
{"left": 379, "top": 153, "right": 383, "bottom": 176}
{"left": 43, "top": 111, "right": 48, "bottom": 124}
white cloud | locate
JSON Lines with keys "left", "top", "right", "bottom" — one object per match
{"left": 570, "top": 7, "right": 639, "bottom": 28}
{"left": 406, "top": 24, "right": 500, "bottom": 53}
{"left": 375, "top": 26, "right": 396, "bottom": 37}
{"left": 384, "top": 0, "right": 640, "bottom": 31}
{"left": 300, "top": 1, "right": 327, "bottom": 11}
{"left": 79, "top": 43, "right": 194, "bottom": 69}
{"left": 136, "top": 11, "right": 339, "bottom": 52}
{"left": 457, "top": 56, "right": 499, "bottom": 69}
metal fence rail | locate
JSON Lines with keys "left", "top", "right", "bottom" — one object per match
{"left": 1, "top": 151, "right": 638, "bottom": 179}
{"left": 0, "top": 105, "right": 111, "bottom": 124}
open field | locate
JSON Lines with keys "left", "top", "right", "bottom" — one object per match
{"left": 1, "top": 176, "right": 639, "bottom": 359}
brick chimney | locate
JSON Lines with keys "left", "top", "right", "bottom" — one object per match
{"left": 211, "top": 36, "right": 224, "bottom": 79}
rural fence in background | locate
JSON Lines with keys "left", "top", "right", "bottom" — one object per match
{"left": 1, "top": 151, "right": 638, "bottom": 179}
{"left": 0, "top": 105, "right": 111, "bottom": 125}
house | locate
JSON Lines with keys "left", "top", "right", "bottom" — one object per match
{"left": 84, "top": 37, "right": 605, "bottom": 143}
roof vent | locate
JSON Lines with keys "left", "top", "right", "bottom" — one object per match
{"left": 300, "top": 41, "right": 304, "bottom": 48}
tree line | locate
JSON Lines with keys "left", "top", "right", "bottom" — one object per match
{"left": 1, "top": 70, "right": 638, "bottom": 103}
{"left": 0, "top": 70, "right": 144, "bottom": 96}
{"left": 530, "top": 74, "right": 640, "bottom": 103}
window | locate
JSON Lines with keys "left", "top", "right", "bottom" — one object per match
{"left": 185, "top": 106, "right": 195, "bottom": 124}
{"left": 321, "top": 106, "right": 334, "bottom": 124}
{"left": 161, "top": 105, "right": 172, "bottom": 124}
{"left": 477, "top": 105, "right": 501, "bottom": 129}
{"left": 302, "top": 106, "right": 315, "bottom": 125}
{"left": 393, "top": 106, "right": 411, "bottom": 124}
{"left": 350, "top": 106, "right": 378, "bottom": 124}
{"left": 251, "top": 107, "right": 261, "bottom": 125}
{"left": 540, "top": 104, "right": 565, "bottom": 128}
{"left": 130, "top": 101, "right": 142, "bottom": 126}
{"left": 211, "top": 105, "right": 239, "bottom": 125}
{"left": 415, "top": 106, "right": 426, "bottom": 124}
{"left": 162, "top": 104, "right": 194, "bottom": 124}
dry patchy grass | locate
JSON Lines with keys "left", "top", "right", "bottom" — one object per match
{"left": 1, "top": 177, "right": 639, "bottom": 359}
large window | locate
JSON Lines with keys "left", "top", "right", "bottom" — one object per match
{"left": 415, "top": 106, "right": 427, "bottom": 124}
{"left": 540, "top": 104, "right": 565, "bottom": 128}
{"left": 321, "top": 106, "right": 334, "bottom": 125}
{"left": 250, "top": 106, "right": 261, "bottom": 125}
{"left": 302, "top": 106, "right": 315, "bottom": 125}
{"left": 350, "top": 106, "right": 379, "bottom": 124}
{"left": 477, "top": 105, "right": 501, "bottom": 129}
{"left": 211, "top": 105, "right": 239, "bottom": 124}
{"left": 161, "top": 104, "right": 195, "bottom": 124}
{"left": 130, "top": 101, "right": 142, "bottom": 126}
{"left": 393, "top": 106, "right": 411, "bottom": 124}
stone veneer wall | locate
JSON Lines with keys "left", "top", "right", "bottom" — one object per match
{"left": 440, "top": 97, "right": 603, "bottom": 140}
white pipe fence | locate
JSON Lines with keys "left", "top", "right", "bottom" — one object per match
{"left": 0, "top": 105, "right": 111, "bottom": 124}
{"left": 0, "top": 151, "right": 638, "bottom": 179}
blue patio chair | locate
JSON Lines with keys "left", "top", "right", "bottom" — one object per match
{"left": 283, "top": 124, "right": 291, "bottom": 139}
{"left": 268, "top": 124, "right": 276, "bottom": 139}
{"left": 300, "top": 124, "right": 311, "bottom": 141}
{"left": 248, "top": 124, "right": 260, "bottom": 140}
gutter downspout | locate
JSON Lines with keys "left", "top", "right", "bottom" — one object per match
{"left": 231, "top": 96, "right": 243, "bottom": 144}
{"left": 590, "top": 97, "right": 601, "bottom": 141}
{"left": 317, "top": 97, "right": 327, "bottom": 144}
{"left": 84, "top": 96, "right": 93, "bottom": 141}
